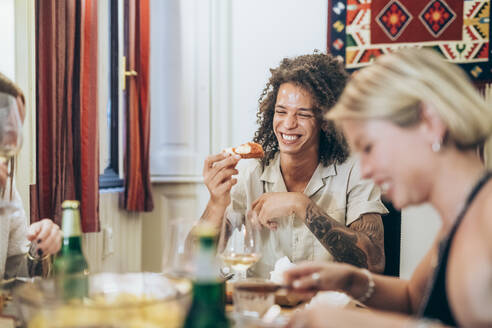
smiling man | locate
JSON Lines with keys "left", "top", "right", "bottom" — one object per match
{"left": 200, "top": 53, "right": 388, "bottom": 278}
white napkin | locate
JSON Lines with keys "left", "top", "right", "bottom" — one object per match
{"left": 305, "top": 291, "right": 351, "bottom": 308}
{"left": 269, "top": 256, "right": 295, "bottom": 284}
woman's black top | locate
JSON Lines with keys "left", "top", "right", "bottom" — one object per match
{"left": 418, "top": 171, "right": 492, "bottom": 326}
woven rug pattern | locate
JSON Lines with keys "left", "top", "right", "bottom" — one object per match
{"left": 328, "top": 0, "right": 491, "bottom": 82}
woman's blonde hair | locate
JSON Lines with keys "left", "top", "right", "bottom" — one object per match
{"left": 0, "top": 72, "right": 25, "bottom": 104}
{"left": 326, "top": 48, "right": 492, "bottom": 162}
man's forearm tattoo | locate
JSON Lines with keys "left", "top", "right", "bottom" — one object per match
{"left": 305, "top": 203, "right": 368, "bottom": 268}
{"left": 349, "top": 214, "right": 385, "bottom": 268}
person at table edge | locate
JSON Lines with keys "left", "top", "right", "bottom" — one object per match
{"left": 195, "top": 53, "right": 388, "bottom": 277}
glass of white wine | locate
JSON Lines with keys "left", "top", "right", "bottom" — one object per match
{"left": 217, "top": 211, "right": 262, "bottom": 280}
{"left": 0, "top": 92, "right": 23, "bottom": 200}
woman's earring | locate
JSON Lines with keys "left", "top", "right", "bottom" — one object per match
{"left": 431, "top": 141, "right": 441, "bottom": 153}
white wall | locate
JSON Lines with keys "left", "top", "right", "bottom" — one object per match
{"left": 13, "top": 0, "right": 36, "bottom": 219}
{"left": 230, "top": 0, "right": 328, "bottom": 146}
{"left": 0, "top": 0, "right": 15, "bottom": 80}
{"left": 149, "top": 0, "right": 211, "bottom": 180}
{"left": 5, "top": 0, "right": 443, "bottom": 275}
{"left": 145, "top": 0, "right": 441, "bottom": 275}
{"left": 400, "top": 205, "right": 440, "bottom": 279}
{"left": 229, "top": 0, "right": 441, "bottom": 278}
{"left": 5, "top": 0, "right": 441, "bottom": 276}
{"left": 9, "top": 0, "right": 143, "bottom": 274}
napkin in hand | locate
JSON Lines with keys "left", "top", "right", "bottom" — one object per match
{"left": 269, "top": 256, "right": 295, "bottom": 284}
{"left": 305, "top": 291, "right": 352, "bottom": 308}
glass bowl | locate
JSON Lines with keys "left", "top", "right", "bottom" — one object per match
{"left": 13, "top": 272, "right": 192, "bottom": 328}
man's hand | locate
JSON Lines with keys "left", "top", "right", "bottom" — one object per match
{"left": 27, "top": 219, "right": 62, "bottom": 257}
{"left": 203, "top": 152, "right": 241, "bottom": 208}
{"left": 249, "top": 192, "right": 310, "bottom": 230}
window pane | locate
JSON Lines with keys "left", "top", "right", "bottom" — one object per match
{"left": 98, "top": 0, "right": 110, "bottom": 175}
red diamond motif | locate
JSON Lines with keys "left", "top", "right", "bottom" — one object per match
{"left": 376, "top": 0, "right": 413, "bottom": 41}
{"left": 419, "top": 0, "right": 457, "bottom": 38}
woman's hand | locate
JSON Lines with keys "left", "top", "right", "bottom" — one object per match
{"left": 287, "top": 305, "right": 412, "bottom": 328}
{"left": 203, "top": 152, "right": 241, "bottom": 208}
{"left": 287, "top": 304, "right": 342, "bottom": 328}
{"left": 283, "top": 261, "right": 355, "bottom": 293}
{"left": 27, "top": 219, "right": 62, "bottom": 257}
{"left": 249, "top": 192, "right": 310, "bottom": 229}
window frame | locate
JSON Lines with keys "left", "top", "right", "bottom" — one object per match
{"left": 99, "top": 0, "right": 124, "bottom": 189}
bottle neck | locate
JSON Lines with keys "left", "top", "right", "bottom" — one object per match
{"left": 60, "top": 207, "right": 84, "bottom": 254}
{"left": 60, "top": 236, "right": 84, "bottom": 255}
{"left": 195, "top": 234, "right": 219, "bottom": 282}
{"left": 61, "top": 208, "right": 82, "bottom": 238}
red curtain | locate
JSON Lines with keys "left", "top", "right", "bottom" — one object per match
{"left": 121, "top": 0, "right": 154, "bottom": 212}
{"left": 78, "top": 0, "right": 100, "bottom": 231}
{"left": 34, "top": 0, "right": 100, "bottom": 232}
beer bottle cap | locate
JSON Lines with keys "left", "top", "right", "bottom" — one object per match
{"left": 62, "top": 200, "right": 80, "bottom": 209}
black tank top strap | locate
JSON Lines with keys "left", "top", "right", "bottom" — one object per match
{"left": 417, "top": 171, "right": 492, "bottom": 325}
{"left": 448, "top": 170, "right": 492, "bottom": 237}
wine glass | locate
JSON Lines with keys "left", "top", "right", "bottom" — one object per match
{"left": 0, "top": 92, "right": 23, "bottom": 200}
{"left": 217, "top": 210, "right": 262, "bottom": 280}
{"left": 161, "top": 217, "right": 195, "bottom": 277}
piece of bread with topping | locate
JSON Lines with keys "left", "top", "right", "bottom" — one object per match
{"left": 223, "top": 142, "right": 264, "bottom": 159}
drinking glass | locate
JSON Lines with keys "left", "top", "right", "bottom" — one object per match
{"left": 217, "top": 211, "right": 261, "bottom": 280}
{"left": 0, "top": 92, "right": 23, "bottom": 200}
{"left": 232, "top": 279, "right": 277, "bottom": 317}
{"left": 161, "top": 217, "right": 195, "bottom": 277}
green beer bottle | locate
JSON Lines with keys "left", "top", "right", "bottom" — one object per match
{"left": 53, "top": 200, "right": 89, "bottom": 301}
{"left": 183, "top": 224, "right": 229, "bottom": 328}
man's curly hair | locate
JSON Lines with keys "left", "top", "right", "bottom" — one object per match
{"left": 253, "top": 53, "right": 349, "bottom": 167}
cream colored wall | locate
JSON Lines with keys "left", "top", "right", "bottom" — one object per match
{"left": 400, "top": 205, "right": 440, "bottom": 279}
{"left": 10, "top": 0, "right": 489, "bottom": 277}
{"left": 141, "top": 183, "right": 208, "bottom": 272}
{"left": 11, "top": 0, "right": 143, "bottom": 274}
{"left": 0, "top": 0, "right": 15, "bottom": 80}
{"left": 142, "top": 0, "right": 444, "bottom": 278}
{"left": 82, "top": 0, "right": 143, "bottom": 273}
{"left": 143, "top": 0, "right": 213, "bottom": 272}
{"left": 143, "top": 0, "right": 332, "bottom": 272}
{"left": 13, "top": 0, "right": 36, "bottom": 216}
{"left": 84, "top": 192, "right": 142, "bottom": 273}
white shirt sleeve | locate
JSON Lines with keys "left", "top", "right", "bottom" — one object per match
{"left": 345, "top": 159, "right": 388, "bottom": 226}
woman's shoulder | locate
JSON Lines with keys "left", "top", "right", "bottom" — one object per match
{"left": 474, "top": 178, "right": 492, "bottom": 230}
{"left": 462, "top": 177, "right": 492, "bottom": 249}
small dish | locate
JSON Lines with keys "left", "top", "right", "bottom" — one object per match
{"left": 232, "top": 279, "right": 278, "bottom": 317}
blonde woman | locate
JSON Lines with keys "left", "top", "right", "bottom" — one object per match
{"left": 284, "top": 49, "right": 492, "bottom": 328}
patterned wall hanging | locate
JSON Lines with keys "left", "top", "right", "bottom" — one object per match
{"left": 328, "top": 0, "right": 491, "bottom": 84}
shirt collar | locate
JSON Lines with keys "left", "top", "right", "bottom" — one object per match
{"left": 260, "top": 153, "right": 287, "bottom": 192}
{"left": 260, "top": 152, "right": 338, "bottom": 196}
{"left": 304, "top": 161, "right": 337, "bottom": 197}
